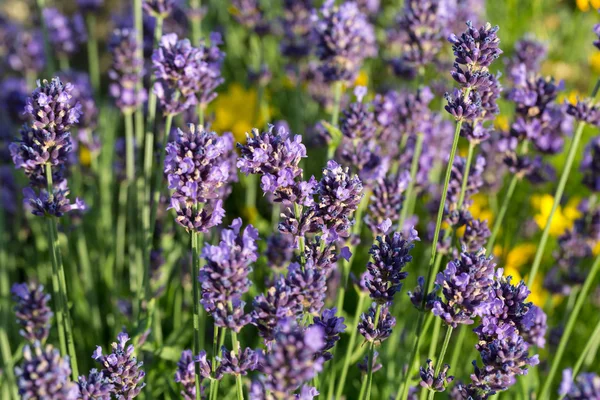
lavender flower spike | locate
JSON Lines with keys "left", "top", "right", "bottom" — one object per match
{"left": 420, "top": 359, "right": 454, "bottom": 392}
{"left": 78, "top": 369, "right": 113, "bottom": 400}
{"left": 109, "top": 28, "right": 147, "bottom": 113}
{"left": 93, "top": 332, "right": 146, "bottom": 399}
{"left": 11, "top": 282, "right": 53, "bottom": 343}
{"left": 15, "top": 342, "right": 80, "bottom": 399}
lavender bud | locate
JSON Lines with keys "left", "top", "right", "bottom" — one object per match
{"left": 78, "top": 369, "right": 114, "bottom": 400}
{"left": 420, "top": 359, "right": 454, "bottom": 392}
{"left": 358, "top": 303, "right": 396, "bottom": 344}
{"left": 11, "top": 282, "right": 53, "bottom": 343}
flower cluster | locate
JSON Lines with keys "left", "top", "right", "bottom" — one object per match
{"left": 364, "top": 228, "right": 419, "bottom": 303}
{"left": 433, "top": 249, "right": 496, "bottom": 327}
{"left": 165, "top": 124, "right": 235, "bottom": 232}
{"left": 420, "top": 359, "right": 454, "bottom": 392}
{"left": 281, "top": 0, "right": 314, "bottom": 59}
{"left": 310, "top": 308, "right": 346, "bottom": 362}
{"left": 256, "top": 320, "right": 324, "bottom": 397}
{"left": 109, "top": 28, "right": 147, "bottom": 113}
{"left": 15, "top": 342, "right": 79, "bottom": 399}
{"left": 143, "top": 0, "right": 174, "bottom": 19}
{"left": 43, "top": 8, "right": 86, "bottom": 58}
{"left": 5, "top": 28, "right": 46, "bottom": 75}
{"left": 10, "top": 78, "right": 83, "bottom": 217}
{"left": 312, "top": 0, "right": 376, "bottom": 83}
{"left": 175, "top": 350, "right": 200, "bottom": 400}
{"left": 93, "top": 332, "right": 146, "bottom": 399}
{"left": 152, "top": 32, "right": 224, "bottom": 115}
{"left": 559, "top": 370, "right": 600, "bottom": 399}
{"left": 364, "top": 171, "right": 410, "bottom": 233}
{"left": 445, "top": 22, "right": 502, "bottom": 123}
{"left": 200, "top": 218, "right": 258, "bottom": 332}
{"left": 358, "top": 303, "right": 396, "bottom": 344}
{"left": 11, "top": 282, "right": 53, "bottom": 343}
{"left": 216, "top": 346, "right": 259, "bottom": 378}
{"left": 77, "top": 369, "right": 114, "bottom": 400}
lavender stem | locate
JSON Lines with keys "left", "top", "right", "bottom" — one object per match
{"left": 399, "top": 133, "right": 424, "bottom": 231}
{"left": 426, "top": 326, "right": 453, "bottom": 400}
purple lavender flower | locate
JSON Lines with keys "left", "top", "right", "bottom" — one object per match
{"left": 237, "top": 125, "right": 307, "bottom": 202}
{"left": 78, "top": 369, "right": 114, "bottom": 400}
{"left": 560, "top": 370, "right": 600, "bottom": 399}
{"left": 252, "top": 275, "right": 302, "bottom": 341}
{"left": 281, "top": 0, "right": 314, "bottom": 59}
{"left": 567, "top": 99, "right": 600, "bottom": 127}
{"left": 216, "top": 347, "right": 259, "bottom": 378}
{"left": 15, "top": 342, "right": 79, "bottom": 399}
{"left": 286, "top": 261, "right": 327, "bottom": 316}
{"left": 23, "top": 185, "right": 86, "bottom": 218}
{"left": 143, "top": 0, "right": 174, "bottom": 19}
{"left": 420, "top": 359, "right": 454, "bottom": 392}
{"left": 169, "top": 198, "right": 225, "bottom": 233}
{"left": 594, "top": 23, "right": 600, "bottom": 51}
{"left": 364, "top": 171, "right": 410, "bottom": 233}
{"left": 77, "top": 0, "right": 104, "bottom": 13}
{"left": 315, "top": 160, "right": 363, "bottom": 237}
{"left": 461, "top": 218, "right": 491, "bottom": 253}
{"left": 358, "top": 303, "right": 396, "bottom": 344}
{"left": 390, "top": 0, "right": 445, "bottom": 72}
{"left": 520, "top": 305, "right": 547, "bottom": 348}
{"left": 43, "top": 8, "right": 86, "bottom": 58}
{"left": 265, "top": 232, "right": 295, "bottom": 272}
{"left": 200, "top": 218, "right": 258, "bottom": 332}
{"left": 358, "top": 351, "right": 382, "bottom": 374}
{"left": 0, "top": 77, "right": 28, "bottom": 125}
{"left": 6, "top": 28, "right": 46, "bottom": 75}
{"left": 364, "top": 228, "right": 419, "bottom": 303}
{"left": 259, "top": 320, "right": 324, "bottom": 397}
{"left": 408, "top": 276, "right": 439, "bottom": 312}
{"left": 175, "top": 350, "right": 198, "bottom": 400}
{"left": 11, "top": 282, "right": 53, "bottom": 343}
{"left": 312, "top": 0, "right": 377, "bottom": 83}
{"left": 231, "top": 0, "right": 269, "bottom": 35}
{"left": 310, "top": 308, "right": 346, "bottom": 362}
{"left": 93, "top": 332, "right": 146, "bottom": 399}
{"left": 449, "top": 22, "right": 502, "bottom": 70}
{"left": 433, "top": 249, "right": 496, "bottom": 327}
{"left": 340, "top": 86, "right": 376, "bottom": 140}
{"left": 447, "top": 154, "right": 486, "bottom": 210}
{"left": 506, "top": 35, "right": 547, "bottom": 77}
{"left": 109, "top": 28, "right": 147, "bottom": 113}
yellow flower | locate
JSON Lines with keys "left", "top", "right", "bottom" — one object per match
{"left": 558, "top": 90, "right": 581, "bottom": 106}
{"left": 79, "top": 147, "right": 92, "bottom": 167}
{"left": 354, "top": 70, "right": 369, "bottom": 87}
{"left": 470, "top": 194, "right": 494, "bottom": 226}
{"left": 506, "top": 243, "right": 537, "bottom": 270}
{"left": 494, "top": 115, "right": 509, "bottom": 131}
{"left": 590, "top": 53, "right": 600, "bottom": 74}
{"left": 531, "top": 194, "right": 581, "bottom": 237}
{"left": 211, "top": 84, "right": 265, "bottom": 143}
{"left": 577, "top": 0, "right": 600, "bottom": 11}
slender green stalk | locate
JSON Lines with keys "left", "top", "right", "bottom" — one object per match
{"left": 399, "top": 133, "right": 424, "bottom": 231}
{"left": 358, "top": 372, "right": 368, "bottom": 400}
{"left": 331, "top": 81, "right": 343, "bottom": 126}
{"left": 85, "top": 14, "right": 101, "bottom": 92}
{"left": 538, "top": 254, "right": 600, "bottom": 399}
{"left": 115, "top": 181, "right": 128, "bottom": 281}
{"left": 396, "top": 311, "right": 425, "bottom": 400}
{"left": 46, "top": 164, "right": 78, "bottom": 379}
{"left": 335, "top": 293, "right": 367, "bottom": 400}
{"left": 558, "top": 318, "right": 600, "bottom": 400}
{"left": 457, "top": 141, "right": 476, "bottom": 209}
{"left": 486, "top": 175, "right": 519, "bottom": 253}
{"left": 210, "top": 324, "right": 221, "bottom": 400}
{"left": 192, "top": 231, "right": 204, "bottom": 400}
{"left": 427, "top": 326, "right": 453, "bottom": 400}
{"left": 125, "top": 113, "right": 135, "bottom": 182}
{"left": 425, "top": 119, "right": 463, "bottom": 293}
{"left": 448, "top": 324, "right": 467, "bottom": 374}
{"left": 230, "top": 330, "right": 244, "bottom": 400}
{"left": 36, "top": 0, "right": 56, "bottom": 75}
{"left": 364, "top": 305, "right": 381, "bottom": 400}
{"left": 150, "top": 114, "right": 174, "bottom": 239}
{"left": 189, "top": 0, "right": 202, "bottom": 44}
{"left": 529, "top": 78, "right": 600, "bottom": 286}
{"left": 76, "top": 230, "right": 101, "bottom": 333}
{"left": 527, "top": 120, "right": 585, "bottom": 287}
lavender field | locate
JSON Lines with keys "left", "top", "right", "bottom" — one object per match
{"left": 2, "top": 0, "right": 600, "bottom": 399}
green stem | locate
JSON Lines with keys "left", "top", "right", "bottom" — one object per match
{"left": 448, "top": 324, "right": 467, "bottom": 373}
{"left": 335, "top": 293, "right": 367, "bottom": 400}
{"left": 527, "top": 120, "right": 585, "bottom": 287}
{"left": 538, "top": 254, "right": 600, "bottom": 399}
{"left": 125, "top": 113, "right": 135, "bottom": 183}
{"left": 230, "top": 330, "right": 244, "bottom": 400}
{"left": 36, "top": 0, "right": 56, "bottom": 75}
{"left": 189, "top": 0, "right": 202, "bottom": 44}
{"left": 358, "top": 372, "right": 368, "bottom": 400}
{"left": 424, "top": 119, "right": 463, "bottom": 293}
{"left": 365, "top": 305, "right": 382, "bottom": 400}
{"left": 486, "top": 175, "right": 519, "bottom": 253}
{"left": 192, "top": 230, "right": 203, "bottom": 400}
{"left": 559, "top": 318, "right": 600, "bottom": 400}
{"left": 149, "top": 114, "right": 174, "bottom": 242}
{"left": 331, "top": 81, "right": 343, "bottom": 126}
{"left": 427, "top": 326, "right": 453, "bottom": 400}
{"left": 45, "top": 164, "right": 78, "bottom": 379}
{"left": 396, "top": 311, "right": 425, "bottom": 400}
{"left": 115, "top": 181, "right": 128, "bottom": 283}
{"left": 399, "top": 133, "right": 424, "bottom": 231}
{"left": 457, "top": 141, "right": 476, "bottom": 209}
{"left": 85, "top": 14, "right": 101, "bottom": 93}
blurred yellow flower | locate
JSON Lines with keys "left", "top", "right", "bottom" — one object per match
{"left": 577, "top": 0, "right": 600, "bottom": 12}
{"left": 80, "top": 147, "right": 92, "bottom": 168}
{"left": 494, "top": 115, "right": 509, "bottom": 131}
{"left": 354, "top": 70, "right": 369, "bottom": 87}
{"left": 211, "top": 84, "right": 265, "bottom": 143}
{"left": 590, "top": 53, "right": 600, "bottom": 74}
{"left": 505, "top": 243, "right": 537, "bottom": 270}
{"left": 470, "top": 194, "right": 494, "bottom": 226}
{"left": 531, "top": 194, "right": 581, "bottom": 237}
{"left": 558, "top": 90, "right": 581, "bottom": 105}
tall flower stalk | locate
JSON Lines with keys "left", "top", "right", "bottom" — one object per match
{"left": 398, "top": 21, "right": 502, "bottom": 400}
